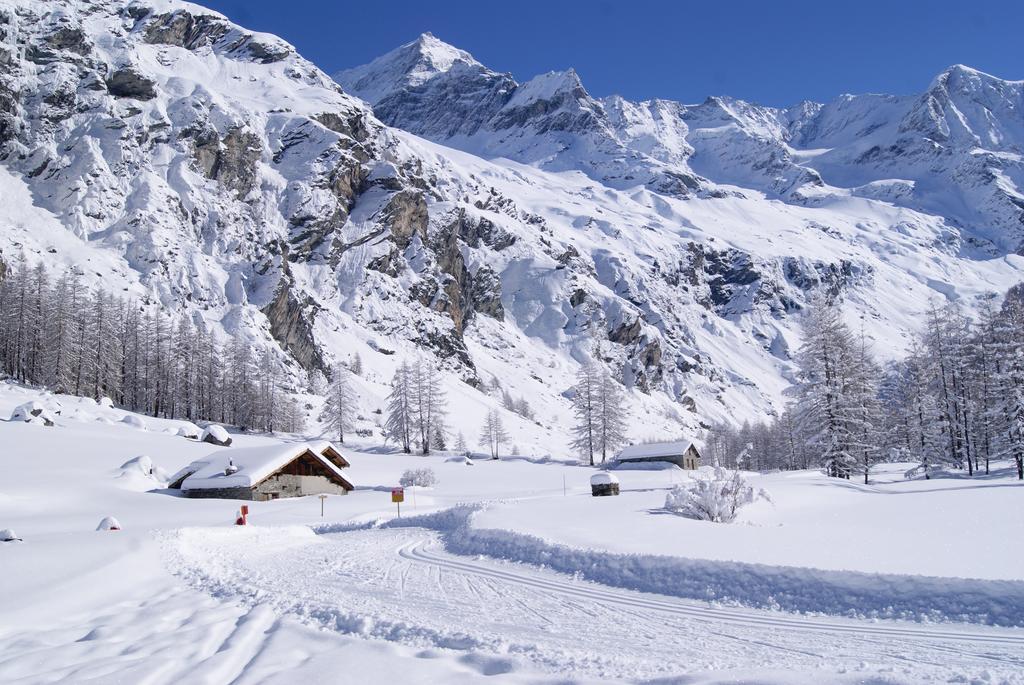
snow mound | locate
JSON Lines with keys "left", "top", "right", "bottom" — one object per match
{"left": 96, "top": 516, "right": 121, "bottom": 531}
{"left": 121, "top": 414, "right": 147, "bottom": 430}
{"left": 175, "top": 422, "right": 201, "bottom": 439}
{"left": 10, "top": 401, "right": 56, "bottom": 426}
{"left": 66, "top": 409, "right": 95, "bottom": 422}
{"left": 1, "top": 528, "right": 21, "bottom": 542}
{"left": 98, "top": 397, "right": 114, "bottom": 408}
{"left": 117, "top": 455, "right": 170, "bottom": 486}
{"left": 200, "top": 425, "right": 232, "bottom": 447}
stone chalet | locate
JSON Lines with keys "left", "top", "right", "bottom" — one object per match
{"left": 615, "top": 440, "right": 702, "bottom": 469}
{"left": 169, "top": 441, "right": 354, "bottom": 501}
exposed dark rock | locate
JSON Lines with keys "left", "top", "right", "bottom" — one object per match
{"left": 469, "top": 265, "right": 503, "bottom": 320}
{"left": 189, "top": 125, "right": 262, "bottom": 198}
{"left": 241, "top": 37, "right": 291, "bottom": 63}
{"left": 262, "top": 277, "right": 327, "bottom": 374}
{"left": 315, "top": 111, "right": 371, "bottom": 144}
{"left": 458, "top": 215, "right": 515, "bottom": 251}
{"left": 45, "top": 26, "right": 90, "bottom": 56}
{"left": 367, "top": 247, "right": 402, "bottom": 276}
{"left": 569, "top": 288, "right": 587, "bottom": 307}
{"left": 106, "top": 67, "right": 156, "bottom": 100}
{"left": 382, "top": 190, "right": 428, "bottom": 248}
{"left": 143, "top": 10, "right": 231, "bottom": 50}
{"left": 609, "top": 317, "right": 642, "bottom": 345}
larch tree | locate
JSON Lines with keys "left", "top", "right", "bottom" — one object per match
{"left": 570, "top": 362, "right": 600, "bottom": 465}
{"left": 480, "top": 409, "right": 509, "bottom": 459}
{"left": 322, "top": 363, "right": 357, "bottom": 444}
{"left": 385, "top": 360, "right": 414, "bottom": 453}
{"left": 595, "top": 369, "right": 628, "bottom": 463}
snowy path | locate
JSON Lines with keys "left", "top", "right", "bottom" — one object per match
{"left": 167, "top": 525, "right": 1024, "bottom": 683}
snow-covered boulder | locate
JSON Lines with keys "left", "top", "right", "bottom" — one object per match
{"left": 96, "top": 516, "right": 121, "bottom": 531}
{"left": 121, "top": 414, "right": 147, "bottom": 430}
{"left": 118, "top": 455, "right": 170, "bottom": 486}
{"left": 1, "top": 528, "right": 22, "bottom": 542}
{"left": 176, "top": 422, "right": 202, "bottom": 439}
{"left": 201, "top": 425, "right": 232, "bottom": 447}
{"left": 10, "top": 401, "right": 56, "bottom": 426}
{"left": 98, "top": 397, "right": 114, "bottom": 408}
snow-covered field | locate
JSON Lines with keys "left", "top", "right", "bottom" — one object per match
{"left": 2, "top": 382, "right": 1023, "bottom": 684}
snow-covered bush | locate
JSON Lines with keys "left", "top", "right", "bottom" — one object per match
{"left": 399, "top": 468, "right": 438, "bottom": 488}
{"left": 664, "top": 467, "right": 770, "bottom": 523}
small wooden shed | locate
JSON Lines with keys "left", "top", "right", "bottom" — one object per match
{"left": 590, "top": 472, "right": 620, "bottom": 497}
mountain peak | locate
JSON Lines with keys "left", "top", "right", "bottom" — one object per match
{"left": 406, "top": 32, "right": 478, "bottom": 74}
{"left": 506, "top": 69, "right": 586, "bottom": 108}
{"left": 335, "top": 32, "right": 482, "bottom": 105}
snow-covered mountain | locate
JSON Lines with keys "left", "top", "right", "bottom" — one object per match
{"left": 2, "top": 1, "right": 1022, "bottom": 453}
{"left": 338, "top": 38, "right": 1024, "bottom": 254}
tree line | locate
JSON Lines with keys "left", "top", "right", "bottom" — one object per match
{"left": 708, "top": 287, "right": 1024, "bottom": 481}
{"left": 0, "top": 256, "right": 303, "bottom": 432}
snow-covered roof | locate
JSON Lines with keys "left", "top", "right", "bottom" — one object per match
{"left": 617, "top": 441, "right": 698, "bottom": 460}
{"left": 307, "top": 440, "right": 350, "bottom": 464}
{"left": 177, "top": 442, "right": 354, "bottom": 491}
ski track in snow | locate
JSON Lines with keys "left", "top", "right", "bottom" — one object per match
{"left": 164, "top": 525, "right": 1024, "bottom": 683}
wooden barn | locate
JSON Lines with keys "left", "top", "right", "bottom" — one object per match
{"left": 615, "top": 440, "right": 702, "bottom": 469}
{"left": 168, "top": 442, "right": 354, "bottom": 501}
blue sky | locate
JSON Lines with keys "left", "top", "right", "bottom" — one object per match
{"left": 203, "top": 0, "right": 1022, "bottom": 107}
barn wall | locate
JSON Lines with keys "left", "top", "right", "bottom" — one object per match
{"left": 185, "top": 486, "right": 253, "bottom": 500}
{"left": 252, "top": 474, "right": 349, "bottom": 501}
{"left": 619, "top": 454, "right": 687, "bottom": 468}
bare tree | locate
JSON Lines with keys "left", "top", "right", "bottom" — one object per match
{"left": 480, "top": 409, "right": 509, "bottom": 459}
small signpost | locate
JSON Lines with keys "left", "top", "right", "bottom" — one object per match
{"left": 318, "top": 494, "right": 328, "bottom": 517}
{"left": 391, "top": 487, "right": 405, "bottom": 518}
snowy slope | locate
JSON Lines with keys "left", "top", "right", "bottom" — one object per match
{"left": 1, "top": 382, "right": 1022, "bottom": 684}
{"left": 2, "top": 0, "right": 1024, "bottom": 457}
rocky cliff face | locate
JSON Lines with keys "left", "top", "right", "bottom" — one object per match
{"left": 1, "top": 1, "right": 1022, "bottom": 451}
